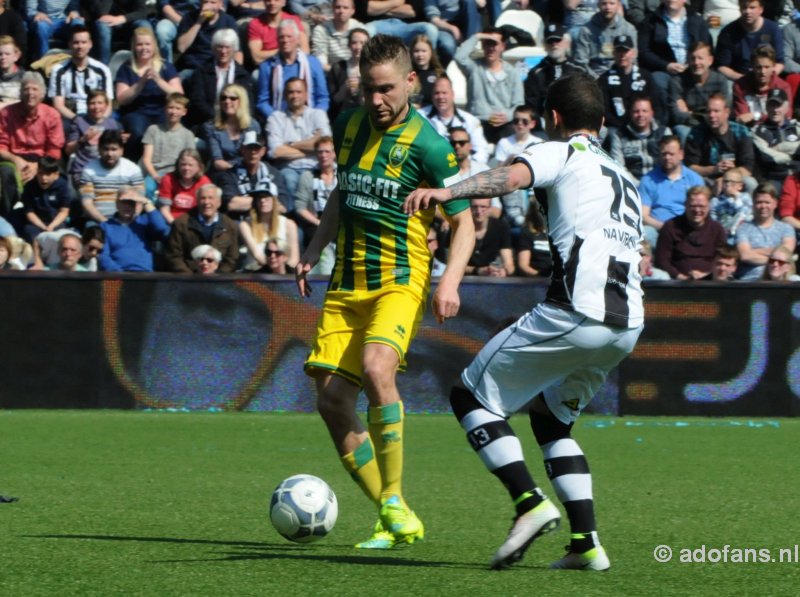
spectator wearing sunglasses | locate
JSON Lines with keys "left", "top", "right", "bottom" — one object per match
{"left": 257, "top": 238, "right": 291, "bottom": 274}
{"left": 191, "top": 243, "right": 221, "bottom": 275}
{"left": 494, "top": 106, "right": 543, "bottom": 166}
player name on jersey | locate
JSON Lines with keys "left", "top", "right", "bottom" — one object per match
{"left": 602, "top": 226, "right": 639, "bottom": 250}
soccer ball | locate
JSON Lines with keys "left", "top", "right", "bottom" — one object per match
{"left": 270, "top": 474, "right": 338, "bottom": 543}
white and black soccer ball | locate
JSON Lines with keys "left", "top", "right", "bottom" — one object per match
{"left": 270, "top": 474, "right": 338, "bottom": 543}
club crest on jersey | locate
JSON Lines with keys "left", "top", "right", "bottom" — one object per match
{"left": 388, "top": 144, "right": 409, "bottom": 168}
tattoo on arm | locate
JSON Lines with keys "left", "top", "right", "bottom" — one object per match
{"left": 448, "top": 166, "right": 516, "bottom": 199}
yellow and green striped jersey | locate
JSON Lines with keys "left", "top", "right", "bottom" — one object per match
{"left": 331, "top": 105, "right": 468, "bottom": 293}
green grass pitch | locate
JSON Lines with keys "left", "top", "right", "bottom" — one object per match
{"left": 2, "top": 411, "right": 799, "bottom": 596}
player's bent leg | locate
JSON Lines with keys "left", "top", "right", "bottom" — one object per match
{"left": 361, "top": 343, "right": 423, "bottom": 545}
{"left": 529, "top": 398, "right": 609, "bottom": 571}
{"left": 450, "top": 384, "right": 560, "bottom": 570}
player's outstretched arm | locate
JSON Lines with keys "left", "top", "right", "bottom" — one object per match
{"left": 404, "top": 163, "right": 532, "bottom": 214}
{"left": 432, "top": 208, "right": 475, "bottom": 324}
{"left": 296, "top": 188, "right": 341, "bottom": 298}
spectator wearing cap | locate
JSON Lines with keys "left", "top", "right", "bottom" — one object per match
{"left": 598, "top": 34, "right": 662, "bottom": 131}
{"left": 732, "top": 44, "right": 791, "bottom": 127}
{"left": 523, "top": 23, "right": 583, "bottom": 122}
{"left": 239, "top": 181, "right": 299, "bottom": 272}
{"left": 752, "top": 89, "right": 800, "bottom": 192}
{"left": 219, "top": 129, "right": 288, "bottom": 221}
{"left": 636, "top": 0, "right": 712, "bottom": 121}
{"left": 454, "top": 26, "right": 524, "bottom": 144}
{"left": 191, "top": 244, "right": 221, "bottom": 275}
{"left": 165, "top": 183, "right": 239, "bottom": 272}
{"left": 98, "top": 187, "right": 171, "bottom": 272}
{"left": 572, "top": 0, "right": 638, "bottom": 79}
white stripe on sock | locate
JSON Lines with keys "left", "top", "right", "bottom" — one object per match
{"left": 542, "top": 438, "right": 583, "bottom": 459}
{"left": 477, "top": 435, "right": 524, "bottom": 471}
{"left": 551, "top": 473, "right": 593, "bottom": 502}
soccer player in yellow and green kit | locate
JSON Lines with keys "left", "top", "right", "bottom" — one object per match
{"left": 295, "top": 34, "right": 475, "bottom": 549}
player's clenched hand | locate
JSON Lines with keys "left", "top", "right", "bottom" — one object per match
{"left": 432, "top": 279, "right": 460, "bottom": 324}
{"left": 295, "top": 260, "right": 315, "bottom": 297}
{"left": 403, "top": 187, "right": 453, "bottom": 215}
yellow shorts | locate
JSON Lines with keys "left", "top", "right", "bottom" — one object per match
{"left": 304, "top": 285, "right": 427, "bottom": 386}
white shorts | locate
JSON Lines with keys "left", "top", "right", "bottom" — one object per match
{"left": 461, "top": 302, "right": 643, "bottom": 425}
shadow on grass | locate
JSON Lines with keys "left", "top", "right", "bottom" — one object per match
{"left": 24, "top": 534, "right": 484, "bottom": 569}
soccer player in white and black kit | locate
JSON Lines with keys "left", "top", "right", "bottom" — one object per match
{"left": 404, "top": 73, "right": 644, "bottom": 571}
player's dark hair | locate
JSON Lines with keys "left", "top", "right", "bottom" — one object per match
{"left": 99, "top": 129, "right": 123, "bottom": 148}
{"left": 38, "top": 156, "right": 60, "bottom": 174}
{"left": 543, "top": 73, "right": 604, "bottom": 132}
{"left": 360, "top": 34, "right": 411, "bottom": 75}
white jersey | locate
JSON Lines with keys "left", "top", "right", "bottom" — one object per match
{"left": 514, "top": 133, "right": 644, "bottom": 328}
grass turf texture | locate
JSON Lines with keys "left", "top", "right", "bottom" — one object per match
{"left": 2, "top": 412, "right": 799, "bottom": 596}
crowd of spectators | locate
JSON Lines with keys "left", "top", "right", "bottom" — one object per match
{"left": 1, "top": 0, "right": 800, "bottom": 281}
